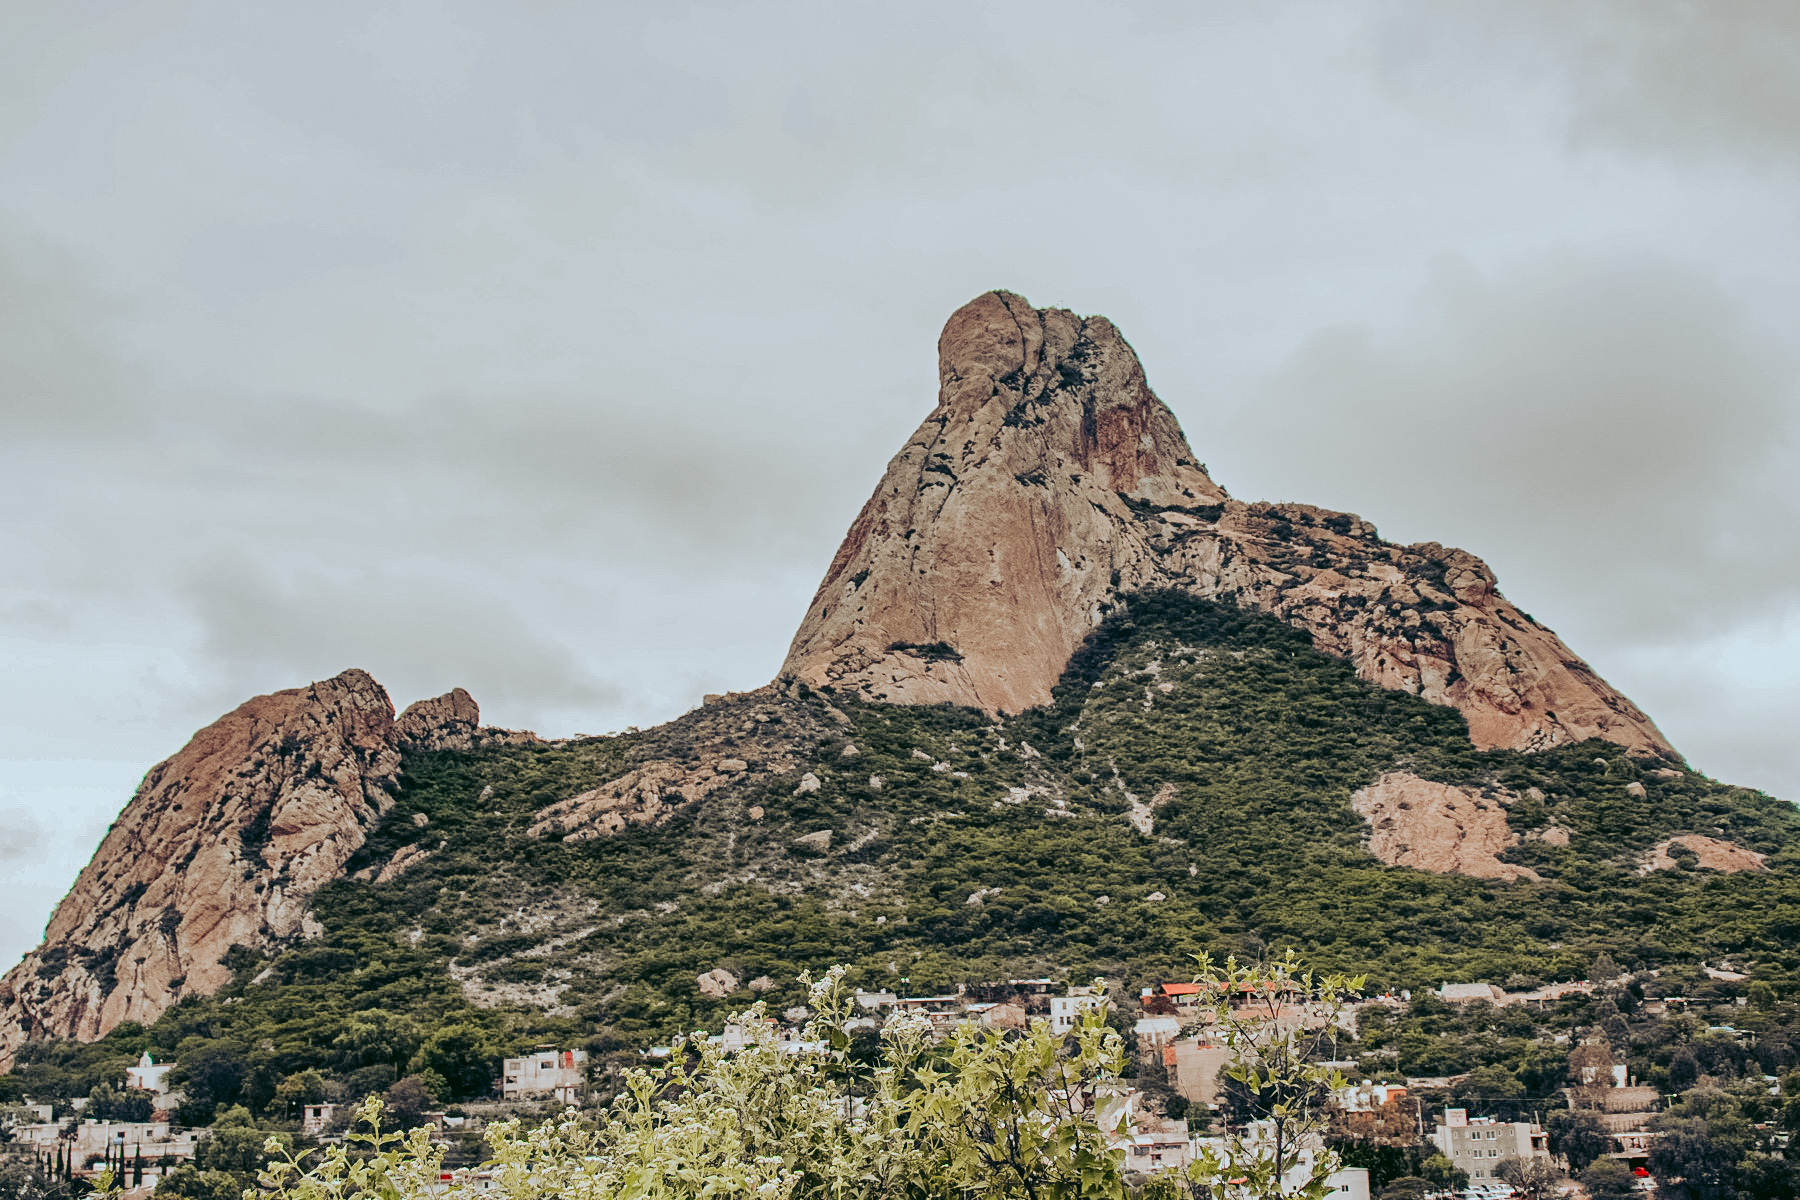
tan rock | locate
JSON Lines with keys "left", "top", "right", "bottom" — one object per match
{"left": 0, "top": 669, "right": 405, "bottom": 1068}
{"left": 394, "top": 688, "right": 480, "bottom": 751}
{"left": 793, "top": 830, "right": 833, "bottom": 853}
{"left": 1638, "top": 835, "right": 1768, "bottom": 875}
{"left": 1352, "top": 772, "right": 1540, "bottom": 882}
{"left": 697, "top": 968, "right": 740, "bottom": 999}
{"left": 782, "top": 290, "right": 1676, "bottom": 759}
{"left": 527, "top": 760, "right": 729, "bottom": 842}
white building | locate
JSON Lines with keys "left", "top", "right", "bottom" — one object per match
{"left": 1431, "top": 1108, "right": 1549, "bottom": 1182}
{"left": 501, "top": 1047, "right": 588, "bottom": 1102}
{"left": 126, "top": 1052, "right": 174, "bottom": 1096}
{"left": 1051, "top": 986, "right": 1102, "bottom": 1032}
{"left": 1195, "top": 1126, "right": 1370, "bottom": 1200}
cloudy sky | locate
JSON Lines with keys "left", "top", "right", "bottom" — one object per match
{"left": 4, "top": 1, "right": 1798, "bottom": 969}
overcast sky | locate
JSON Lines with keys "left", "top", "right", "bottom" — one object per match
{"left": 4, "top": 1, "right": 1798, "bottom": 970}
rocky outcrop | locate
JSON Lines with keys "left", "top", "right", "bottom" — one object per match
{"left": 1351, "top": 772, "right": 1539, "bottom": 882}
{"left": 782, "top": 290, "right": 1676, "bottom": 758}
{"left": 395, "top": 688, "right": 480, "bottom": 751}
{"left": 1638, "top": 835, "right": 1768, "bottom": 874}
{"left": 0, "top": 676, "right": 487, "bottom": 1068}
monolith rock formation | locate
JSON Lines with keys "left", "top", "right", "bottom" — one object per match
{"left": 783, "top": 290, "right": 1675, "bottom": 757}
{"left": 4, "top": 287, "right": 1707, "bottom": 1072}
{"left": 0, "top": 672, "right": 498, "bottom": 1066}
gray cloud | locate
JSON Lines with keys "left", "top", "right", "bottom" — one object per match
{"left": 1241, "top": 252, "right": 1799, "bottom": 639}
{"left": 1371, "top": 1, "right": 1800, "bottom": 168}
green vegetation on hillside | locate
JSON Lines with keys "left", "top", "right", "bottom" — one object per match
{"left": 9, "top": 593, "right": 1800, "bottom": 1115}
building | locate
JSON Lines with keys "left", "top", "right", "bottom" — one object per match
{"left": 125, "top": 1052, "right": 174, "bottom": 1096}
{"left": 302, "top": 1103, "right": 338, "bottom": 1136}
{"left": 1169, "top": 1039, "right": 1230, "bottom": 1105}
{"left": 1431, "top": 1109, "right": 1549, "bottom": 1182}
{"left": 501, "top": 1047, "right": 588, "bottom": 1102}
{"left": 1141, "top": 982, "right": 1205, "bottom": 1019}
{"left": 1050, "top": 986, "right": 1102, "bottom": 1032}
{"left": 1134, "top": 1015, "right": 1181, "bottom": 1051}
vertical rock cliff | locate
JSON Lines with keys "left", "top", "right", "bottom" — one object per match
{"left": 0, "top": 672, "right": 483, "bottom": 1067}
{"left": 783, "top": 290, "right": 1675, "bottom": 758}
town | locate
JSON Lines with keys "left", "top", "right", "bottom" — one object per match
{"left": 3, "top": 958, "right": 1775, "bottom": 1200}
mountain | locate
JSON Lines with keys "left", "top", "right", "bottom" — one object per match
{"left": 2, "top": 291, "right": 1792, "bottom": 1092}
{"left": 0, "top": 674, "right": 495, "bottom": 1067}
{"left": 786, "top": 291, "right": 1670, "bottom": 756}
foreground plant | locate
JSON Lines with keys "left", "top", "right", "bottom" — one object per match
{"left": 255, "top": 966, "right": 1130, "bottom": 1200}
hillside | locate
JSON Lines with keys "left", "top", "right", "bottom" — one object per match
{"left": 8, "top": 592, "right": 1798, "bottom": 1115}
{"left": 4, "top": 290, "right": 1794, "bottom": 1116}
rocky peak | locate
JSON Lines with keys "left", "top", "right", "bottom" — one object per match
{"left": 396, "top": 687, "right": 480, "bottom": 751}
{"left": 783, "top": 290, "right": 1676, "bottom": 759}
{"left": 0, "top": 671, "right": 490, "bottom": 1067}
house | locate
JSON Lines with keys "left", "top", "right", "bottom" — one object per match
{"left": 501, "top": 1046, "right": 588, "bottom": 1102}
{"left": 1141, "top": 982, "right": 1204, "bottom": 1019}
{"left": 1431, "top": 1109, "right": 1549, "bottom": 1182}
{"left": 1216, "top": 1123, "right": 1370, "bottom": 1200}
{"left": 125, "top": 1053, "right": 174, "bottom": 1096}
{"left": 302, "top": 1103, "right": 337, "bottom": 1136}
{"left": 1331, "top": 1083, "right": 1415, "bottom": 1146}
{"left": 1169, "top": 1039, "right": 1230, "bottom": 1105}
{"left": 1436, "top": 983, "right": 1507, "bottom": 1004}
{"left": 1134, "top": 1015, "right": 1181, "bottom": 1051}
{"left": 1050, "top": 986, "right": 1102, "bottom": 1032}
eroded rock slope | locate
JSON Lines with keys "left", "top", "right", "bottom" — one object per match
{"left": 783, "top": 290, "right": 1675, "bottom": 757}
{"left": 0, "top": 673, "right": 493, "bottom": 1066}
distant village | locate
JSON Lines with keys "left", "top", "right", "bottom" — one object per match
{"left": 0, "top": 966, "right": 1727, "bottom": 1199}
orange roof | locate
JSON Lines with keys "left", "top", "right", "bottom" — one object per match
{"left": 1160, "top": 983, "right": 1202, "bottom": 995}
{"left": 1162, "top": 1046, "right": 1177, "bottom": 1067}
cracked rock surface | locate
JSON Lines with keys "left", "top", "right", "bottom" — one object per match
{"left": 783, "top": 290, "right": 1675, "bottom": 758}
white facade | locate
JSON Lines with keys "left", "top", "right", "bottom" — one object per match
{"left": 1432, "top": 1110, "right": 1549, "bottom": 1181}
{"left": 1050, "top": 987, "right": 1101, "bottom": 1032}
{"left": 126, "top": 1052, "right": 174, "bottom": 1096}
{"left": 502, "top": 1047, "right": 588, "bottom": 1102}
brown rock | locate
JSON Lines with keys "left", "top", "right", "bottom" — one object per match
{"left": 782, "top": 290, "right": 1676, "bottom": 758}
{"left": 1352, "top": 772, "right": 1540, "bottom": 882}
{"left": 697, "top": 968, "right": 740, "bottom": 999}
{"left": 0, "top": 670, "right": 404, "bottom": 1068}
{"left": 1638, "top": 835, "right": 1768, "bottom": 874}
{"left": 394, "top": 688, "right": 480, "bottom": 751}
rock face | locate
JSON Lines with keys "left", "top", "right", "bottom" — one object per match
{"left": 395, "top": 687, "right": 480, "bottom": 751}
{"left": 0, "top": 675, "right": 484, "bottom": 1068}
{"left": 1351, "top": 772, "right": 1540, "bottom": 882}
{"left": 783, "top": 290, "right": 1676, "bottom": 757}
{"left": 1639, "top": 835, "right": 1768, "bottom": 874}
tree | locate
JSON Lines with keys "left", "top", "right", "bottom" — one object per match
{"left": 1649, "top": 1110, "right": 1753, "bottom": 1200}
{"left": 1547, "top": 1108, "right": 1612, "bottom": 1171}
{"left": 1375, "top": 1179, "right": 1432, "bottom": 1200}
{"left": 410, "top": 1023, "right": 494, "bottom": 1101}
{"left": 1668, "top": 1047, "right": 1700, "bottom": 1093}
{"left": 1738, "top": 1153, "right": 1800, "bottom": 1200}
{"left": 83, "top": 1082, "right": 153, "bottom": 1123}
{"left": 1450, "top": 1064, "right": 1529, "bottom": 1122}
{"left": 1580, "top": 1156, "right": 1637, "bottom": 1200}
{"left": 273, "top": 1068, "right": 326, "bottom": 1118}
{"left": 1496, "top": 1155, "right": 1559, "bottom": 1200}
{"left": 1418, "top": 1151, "right": 1467, "bottom": 1192}
{"left": 193, "top": 1104, "right": 277, "bottom": 1176}
{"left": 382, "top": 1076, "right": 436, "bottom": 1131}
{"left": 1183, "top": 952, "right": 1365, "bottom": 1200}
{"left": 332, "top": 1011, "right": 421, "bottom": 1073}
{"left": 173, "top": 1044, "right": 246, "bottom": 1125}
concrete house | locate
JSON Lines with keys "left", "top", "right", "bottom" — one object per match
{"left": 502, "top": 1047, "right": 588, "bottom": 1102}
{"left": 1431, "top": 1109, "right": 1549, "bottom": 1182}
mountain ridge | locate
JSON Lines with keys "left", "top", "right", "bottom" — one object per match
{"left": 0, "top": 289, "right": 1744, "bottom": 1074}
